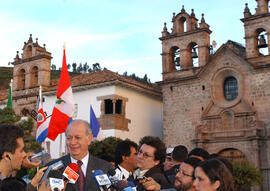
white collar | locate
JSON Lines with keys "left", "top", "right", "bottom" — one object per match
{"left": 133, "top": 168, "right": 149, "bottom": 178}
{"left": 70, "top": 152, "right": 89, "bottom": 176}
{"left": 118, "top": 165, "right": 130, "bottom": 179}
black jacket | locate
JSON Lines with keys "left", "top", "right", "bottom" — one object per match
{"left": 129, "top": 165, "right": 172, "bottom": 191}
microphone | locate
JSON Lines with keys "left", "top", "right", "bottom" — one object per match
{"left": 39, "top": 160, "right": 64, "bottom": 186}
{"left": 107, "top": 168, "right": 122, "bottom": 183}
{"left": 48, "top": 170, "right": 64, "bottom": 191}
{"left": 92, "top": 169, "right": 111, "bottom": 191}
{"left": 114, "top": 180, "right": 135, "bottom": 191}
{"left": 123, "top": 187, "right": 134, "bottom": 191}
{"left": 62, "top": 163, "right": 79, "bottom": 184}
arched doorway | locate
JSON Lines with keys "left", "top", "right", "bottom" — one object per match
{"left": 218, "top": 148, "right": 247, "bottom": 162}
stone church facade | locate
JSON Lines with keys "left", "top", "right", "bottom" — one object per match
{"left": 11, "top": 34, "right": 52, "bottom": 116}
{"left": 159, "top": 0, "right": 270, "bottom": 190}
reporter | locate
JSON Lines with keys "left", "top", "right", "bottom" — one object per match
{"left": 0, "top": 177, "right": 26, "bottom": 191}
{"left": 0, "top": 124, "right": 42, "bottom": 180}
{"left": 193, "top": 159, "right": 233, "bottom": 191}
{"left": 0, "top": 177, "right": 51, "bottom": 191}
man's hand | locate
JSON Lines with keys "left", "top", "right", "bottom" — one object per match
{"left": 22, "top": 152, "right": 41, "bottom": 168}
{"left": 140, "top": 177, "right": 161, "bottom": 191}
{"left": 30, "top": 166, "right": 48, "bottom": 188}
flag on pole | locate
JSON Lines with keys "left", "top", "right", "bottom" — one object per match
{"left": 90, "top": 105, "right": 100, "bottom": 138}
{"left": 36, "top": 86, "right": 49, "bottom": 144}
{"left": 47, "top": 47, "right": 74, "bottom": 141}
{"left": 6, "top": 80, "right": 12, "bottom": 107}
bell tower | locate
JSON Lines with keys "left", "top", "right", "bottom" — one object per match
{"left": 241, "top": 0, "right": 270, "bottom": 66}
{"left": 159, "top": 6, "right": 211, "bottom": 81}
{"left": 11, "top": 34, "right": 52, "bottom": 115}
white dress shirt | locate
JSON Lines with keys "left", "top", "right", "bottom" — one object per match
{"left": 70, "top": 152, "right": 89, "bottom": 176}
{"left": 118, "top": 165, "right": 130, "bottom": 179}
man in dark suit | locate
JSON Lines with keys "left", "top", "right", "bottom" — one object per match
{"left": 114, "top": 140, "right": 138, "bottom": 179}
{"left": 47, "top": 120, "right": 112, "bottom": 191}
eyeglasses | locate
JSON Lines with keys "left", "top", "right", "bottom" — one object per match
{"left": 138, "top": 150, "right": 154, "bottom": 158}
{"left": 175, "top": 168, "right": 193, "bottom": 178}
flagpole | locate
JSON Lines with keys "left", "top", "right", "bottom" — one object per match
{"left": 10, "top": 79, "right": 13, "bottom": 92}
{"left": 39, "top": 85, "right": 42, "bottom": 105}
{"left": 7, "top": 79, "right": 13, "bottom": 108}
{"left": 60, "top": 133, "right": 62, "bottom": 157}
{"left": 59, "top": 43, "right": 66, "bottom": 157}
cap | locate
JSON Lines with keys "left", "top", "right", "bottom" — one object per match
{"left": 166, "top": 147, "right": 174, "bottom": 155}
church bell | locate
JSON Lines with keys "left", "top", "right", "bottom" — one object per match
{"left": 175, "top": 57, "right": 180, "bottom": 66}
{"left": 258, "top": 35, "right": 268, "bottom": 48}
{"left": 191, "top": 48, "right": 198, "bottom": 58}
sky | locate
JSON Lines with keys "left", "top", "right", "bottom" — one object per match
{"left": 0, "top": 0, "right": 257, "bottom": 83}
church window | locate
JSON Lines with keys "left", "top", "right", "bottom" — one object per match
{"left": 257, "top": 29, "right": 268, "bottom": 55}
{"left": 26, "top": 46, "right": 32, "bottom": 58}
{"left": 169, "top": 46, "right": 180, "bottom": 71}
{"left": 178, "top": 17, "right": 187, "bottom": 33}
{"left": 105, "top": 99, "right": 113, "bottom": 114}
{"left": 97, "top": 95, "right": 130, "bottom": 131}
{"left": 224, "top": 76, "right": 238, "bottom": 101}
{"left": 31, "top": 66, "right": 38, "bottom": 86}
{"left": 18, "top": 69, "right": 26, "bottom": 89}
{"left": 115, "top": 99, "right": 122, "bottom": 114}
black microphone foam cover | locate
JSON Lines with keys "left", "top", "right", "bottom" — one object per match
{"left": 48, "top": 170, "right": 62, "bottom": 179}
{"left": 108, "top": 168, "right": 116, "bottom": 176}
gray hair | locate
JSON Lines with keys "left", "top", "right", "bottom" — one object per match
{"left": 65, "top": 119, "right": 92, "bottom": 136}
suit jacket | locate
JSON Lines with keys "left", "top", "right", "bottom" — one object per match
{"left": 46, "top": 153, "right": 113, "bottom": 191}
{"left": 164, "top": 164, "right": 180, "bottom": 185}
{"left": 128, "top": 165, "right": 172, "bottom": 191}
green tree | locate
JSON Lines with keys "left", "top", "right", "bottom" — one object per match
{"left": 83, "top": 62, "right": 89, "bottom": 73}
{"left": 0, "top": 107, "right": 21, "bottom": 124}
{"left": 0, "top": 107, "right": 42, "bottom": 152}
{"left": 72, "top": 63, "right": 77, "bottom": 73}
{"left": 92, "top": 63, "right": 101, "bottom": 72}
{"left": 67, "top": 64, "right": 71, "bottom": 70}
{"left": 51, "top": 64, "right": 56, "bottom": 70}
{"left": 77, "top": 63, "right": 83, "bottom": 73}
{"left": 233, "top": 160, "right": 263, "bottom": 191}
{"left": 88, "top": 137, "right": 123, "bottom": 159}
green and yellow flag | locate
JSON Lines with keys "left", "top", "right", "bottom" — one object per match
{"left": 7, "top": 80, "right": 12, "bottom": 107}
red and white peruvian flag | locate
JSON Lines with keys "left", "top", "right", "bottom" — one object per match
{"left": 47, "top": 48, "right": 74, "bottom": 141}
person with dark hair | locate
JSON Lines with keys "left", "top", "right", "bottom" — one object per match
{"left": 165, "top": 145, "right": 188, "bottom": 184}
{"left": 0, "top": 177, "right": 51, "bottom": 191}
{"left": 0, "top": 124, "right": 46, "bottom": 190}
{"left": 174, "top": 157, "right": 201, "bottom": 191}
{"left": 0, "top": 177, "right": 26, "bottom": 191}
{"left": 188, "top": 148, "right": 209, "bottom": 161}
{"left": 130, "top": 136, "right": 170, "bottom": 191}
{"left": 140, "top": 157, "right": 201, "bottom": 191}
{"left": 164, "top": 148, "right": 174, "bottom": 171}
{"left": 115, "top": 140, "right": 138, "bottom": 179}
{"left": 0, "top": 124, "right": 26, "bottom": 180}
{"left": 193, "top": 158, "right": 234, "bottom": 191}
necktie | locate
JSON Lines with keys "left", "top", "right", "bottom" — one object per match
{"left": 77, "top": 160, "right": 85, "bottom": 191}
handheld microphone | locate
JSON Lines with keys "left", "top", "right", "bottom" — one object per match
{"left": 39, "top": 160, "right": 64, "bottom": 186}
{"left": 62, "top": 163, "right": 79, "bottom": 184}
{"left": 123, "top": 187, "right": 134, "bottom": 191}
{"left": 107, "top": 168, "right": 123, "bottom": 182}
{"left": 48, "top": 170, "right": 64, "bottom": 191}
{"left": 92, "top": 169, "right": 111, "bottom": 191}
{"left": 114, "top": 180, "right": 136, "bottom": 191}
